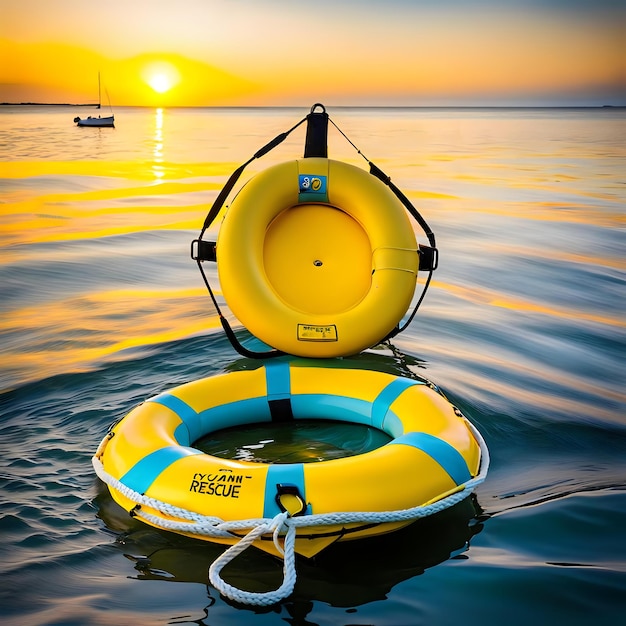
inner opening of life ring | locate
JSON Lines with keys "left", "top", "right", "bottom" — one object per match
{"left": 195, "top": 419, "right": 392, "bottom": 464}
{"left": 263, "top": 203, "right": 371, "bottom": 315}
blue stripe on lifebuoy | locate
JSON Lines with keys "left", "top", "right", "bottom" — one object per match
{"left": 290, "top": 394, "right": 371, "bottom": 425}
{"left": 120, "top": 445, "right": 202, "bottom": 494}
{"left": 150, "top": 394, "right": 199, "bottom": 445}
{"left": 263, "top": 463, "right": 307, "bottom": 518}
{"left": 197, "top": 398, "right": 274, "bottom": 435}
{"left": 371, "top": 377, "right": 422, "bottom": 433}
{"left": 152, "top": 393, "right": 276, "bottom": 445}
{"left": 265, "top": 361, "right": 292, "bottom": 400}
{"left": 390, "top": 432, "right": 471, "bottom": 486}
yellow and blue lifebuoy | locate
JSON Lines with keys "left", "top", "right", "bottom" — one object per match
{"left": 94, "top": 361, "right": 484, "bottom": 558}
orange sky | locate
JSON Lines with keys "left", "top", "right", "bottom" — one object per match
{"left": 1, "top": 0, "right": 625, "bottom": 106}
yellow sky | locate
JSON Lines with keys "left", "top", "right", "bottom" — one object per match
{"left": 1, "top": 0, "right": 624, "bottom": 106}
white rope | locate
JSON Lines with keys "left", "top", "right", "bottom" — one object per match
{"left": 92, "top": 418, "right": 489, "bottom": 606}
{"left": 208, "top": 511, "right": 298, "bottom": 606}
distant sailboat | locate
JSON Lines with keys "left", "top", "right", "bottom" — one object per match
{"left": 74, "top": 73, "right": 115, "bottom": 127}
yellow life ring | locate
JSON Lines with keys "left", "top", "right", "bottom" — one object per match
{"left": 216, "top": 158, "right": 419, "bottom": 358}
{"left": 94, "top": 362, "right": 484, "bottom": 559}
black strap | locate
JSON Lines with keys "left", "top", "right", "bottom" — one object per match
{"left": 368, "top": 161, "right": 437, "bottom": 251}
{"left": 304, "top": 103, "right": 329, "bottom": 158}
{"left": 195, "top": 256, "right": 285, "bottom": 359}
{"left": 199, "top": 116, "right": 308, "bottom": 237}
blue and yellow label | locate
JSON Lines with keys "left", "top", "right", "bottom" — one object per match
{"left": 298, "top": 175, "right": 328, "bottom": 203}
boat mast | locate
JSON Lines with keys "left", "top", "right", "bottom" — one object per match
{"left": 97, "top": 72, "right": 101, "bottom": 109}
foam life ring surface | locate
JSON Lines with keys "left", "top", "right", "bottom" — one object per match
{"left": 94, "top": 361, "right": 484, "bottom": 559}
{"left": 216, "top": 158, "right": 419, "bottom": 357}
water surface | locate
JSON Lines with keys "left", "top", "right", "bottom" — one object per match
{"left": 1, "top": 105, "right": 625, "bottom": 625}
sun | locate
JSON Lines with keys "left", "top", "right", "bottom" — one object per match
{"left": 143, "top": 61, "right": 181, "bottom": 96}
{"left": 148, "top": 73, "right": 173, "bottom": 94}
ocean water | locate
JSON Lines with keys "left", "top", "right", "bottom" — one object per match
{"left": 1, "top": 105, "right": 625, "bottom": 625}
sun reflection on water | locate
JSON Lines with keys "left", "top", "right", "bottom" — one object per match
{"left": 152, "top": 108, "right": 165, "bottom": 180}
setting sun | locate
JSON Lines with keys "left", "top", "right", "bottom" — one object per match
{"left": 148, "top": 73, "right": 173, "bottom": 93}
{"left": 142, "top": 61, "right": 180, "bottom": 96}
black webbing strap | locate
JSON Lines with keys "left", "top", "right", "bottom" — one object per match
{"left": 304, "top": 103, "right": 329, "bottom": 158}
{"left": 368, "top": 162, "right": 437, "bottom": 251}
{"left": 268, "top": 398, "right": 294, "bottom": 423}
{"left": 194, "top": 257, "right": 285, "bottom": 359}
{"left": 199, "top": 115, "right": 309, "bottom": 238}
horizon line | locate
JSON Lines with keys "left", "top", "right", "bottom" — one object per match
{"left": 2, "top": 102, "right": 625, "bottom": 109}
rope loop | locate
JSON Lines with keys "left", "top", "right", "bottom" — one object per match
{"left": 208, "top": 511, "right": 298, "bottom": 606}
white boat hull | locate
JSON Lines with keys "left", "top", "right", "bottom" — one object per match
{"left": 75, "top": 115, "right": 115, "bottom": 127}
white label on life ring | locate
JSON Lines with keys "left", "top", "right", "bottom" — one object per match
{"left": 297, "top": 324, "right": 338, "bottom": 341}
